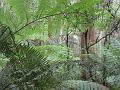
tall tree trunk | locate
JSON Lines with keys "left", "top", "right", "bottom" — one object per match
{"left": 80, "top": 27, "right": 96, "bottom": 55}
{"left": 80, "top": 26, "right": 96, "bottom": 80}
{"left": 87, "top": 26, "right": 96, "bottom": 53}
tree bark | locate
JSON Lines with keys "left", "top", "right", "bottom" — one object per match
{"left": 80, "top": 26, "right": 96, "bottom": 80}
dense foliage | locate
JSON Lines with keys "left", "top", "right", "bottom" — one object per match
{"left": 0, "top": 0, "right": 120, "bottom": 90}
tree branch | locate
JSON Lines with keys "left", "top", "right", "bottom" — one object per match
{"left": 87, "top": 19, "right": 120, "bottom": 50}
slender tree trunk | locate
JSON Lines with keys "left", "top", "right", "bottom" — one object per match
{"left": 48, "top": 17, "right": 52, "bottom": 38}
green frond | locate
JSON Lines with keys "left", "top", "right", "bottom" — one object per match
{"left": 6, "top": 0, "right": 27, "bottom": 21}
{"left": 57, "top": 80, "right": 110, "bottom": 90}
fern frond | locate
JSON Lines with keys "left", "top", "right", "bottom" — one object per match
{"left": 57, "top": 80, "right": 110, "bottom": 90}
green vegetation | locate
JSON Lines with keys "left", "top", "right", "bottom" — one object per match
{"left": 0, "top": 0, "right": 120, "bottom": 90}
